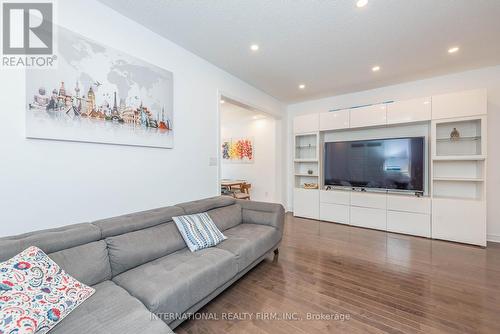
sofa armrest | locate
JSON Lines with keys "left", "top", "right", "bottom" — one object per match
{"left": 236, "top": 200, "right": 285, "bottom": 233}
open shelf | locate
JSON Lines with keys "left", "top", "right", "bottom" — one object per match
{"left": 435, "top": 119, "right": 482, "bottom": 157}
{"left": 432, "top": 195, "right": 484, "bottom": 202}
{"left": 436, "top": 136, "right": 481, "bottom": 142}
{"left": 432, "top": 181, "right": 484, "bottom": 200}
{"left": 431, "top": 116, "right": 487, "bottom": 202}
{"left": 295, "top": 133, "right": 318, "bottom": 160}
{"left": 432, "top": 155, "right": 485, "bottom": 161}
{"left": 294, "top": 158, "right": 318, "bottom": 162}
{"left": 433, "top": 177, "right": 484, "bottom": 182}
{"left": 294, "top": 132, "right": 319, "bottom": 190}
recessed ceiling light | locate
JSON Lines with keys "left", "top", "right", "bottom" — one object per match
{"left": 299, "top": 84, "right": 306, "bottom": 89}
{"left": 220, "top": 99, "right": 225, "bottom": 104}
{"left": 448, "top": 46, "right": 459, "bottom": 54}
{"left": 250, "top": 44, "right": 259, "bottom": 51}
{"left": 372, "top": 65, "right": 380, "bottom": 72}
{"left": 356, "top": 0, "right": 368, "bottom": 8}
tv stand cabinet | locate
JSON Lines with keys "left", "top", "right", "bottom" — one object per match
{"left": 292, "top": 88, "right": 487, "bottom": 246}
{"left": 320, "top": 189, "right": 431, "bottom": 237}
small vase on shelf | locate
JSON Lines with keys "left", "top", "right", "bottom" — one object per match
{"left": 450, "top": 127, "right": 460, "bottom": 141}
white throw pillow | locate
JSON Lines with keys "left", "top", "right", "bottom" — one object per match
{"left": 173, "top": 212, "right": 227, "bottom": 252}
{"left": 0, "top": 246, "right": 95, "bottom": 334}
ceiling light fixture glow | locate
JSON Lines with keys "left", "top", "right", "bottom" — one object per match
{"left": 299, "top": 84, "right": 306, "bottom": 89}
{"left": 220, "top": 99, "right": 225, "bottom": 104}
{"left": 356, "top": 0, "right": 368, "bottom": 8}
{"left": 250, "top": 44, "right": 259, "bottom": 51}
{"left": 372, "top": 65, "right": 380, "bottom": 72}
{"left": 448, "top": 46, "right": 459, "bottom": 54}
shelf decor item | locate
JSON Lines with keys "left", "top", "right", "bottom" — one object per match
{"left": 307, "top": 169, "right": 313, "bottom": 175}
{"left": 450, "top": 127, "right": 460, "bottom": 141}
{"left": 303, "top": 183, "right": 318, "bottom": 189}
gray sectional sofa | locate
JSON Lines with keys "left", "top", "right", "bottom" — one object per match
{"left": 0, "top": 197, "right": 285, "bottom": 333}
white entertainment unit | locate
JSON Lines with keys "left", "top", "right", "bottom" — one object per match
{"left": 293, "top": 89, "right": 488, "bottom": 246}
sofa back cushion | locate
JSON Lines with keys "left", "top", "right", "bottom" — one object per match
{"left": 0, "top": 223, "right": 111, "bottom": 286}
{"left": 93, "top": 206, "right": 185, "bottom": 238}
{"left": 176, "top": 196, "right": 236, "bottom": 214}
{"left": 49, "top": 240, "right": 112, "bottom": 286}
{"left": 207, "top": 204, "right": 242, "bottom": 231}
{"left": 106, "top": 221, "right": 186, "bottom": 276}
{"left": 0, "top": 223, "right": 101, "bottom": 262}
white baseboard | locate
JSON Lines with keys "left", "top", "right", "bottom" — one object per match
{"left": 487, "top": 234, "right": 500, "bottom": 243}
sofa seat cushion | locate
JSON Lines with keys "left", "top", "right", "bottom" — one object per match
{"left": 51, "top": 281, "right": 172, "bottom": 334}
{"left": 113, "top": 247, "right": 238, "bottom": 320}
{"left": 216, "top": 223, "right": 281, "bottom": 271}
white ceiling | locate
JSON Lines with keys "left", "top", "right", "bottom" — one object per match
{"left": 98, "top": 0, "right": 500, "bottom": 103}
{"left": 220, "top": 99, "right": 270, "bottom": 125}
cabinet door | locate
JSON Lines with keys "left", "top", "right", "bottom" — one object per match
{"left": 350, "top": 207, "right": 386, "bottom": 230}
{"left": 350, "top": 104, "right": 387, "bottom": 128}
{"left": 387, "top": 97, "right": 431, "bottom": 124}
{"left": 387, "top": 211, "right": 431, "bottom": 237}
{"left": 294, "top": 114, "right": 319, "bottom": 134}
{"left": 386, "top": 195, "right": 431, "bottom": 214}
{"left": 320, "top": 189, "right": 350, "bottom": 205}
{"left": 432, "top": 198, "right": 486, "bottom": 246}
{"left": 351, "top": 192, "right": 387, "bottom": 209}
{"left": 320, "top": 203, "right": 350, "bottom": 225}
{"left": 319, "top": 110, "right": 349, "bottom": 131}
{"left": 432, "top": 89, "right": 487, "bottom": 120}
{"left": 293, "top": 188, "right": 319, "bottom": 219}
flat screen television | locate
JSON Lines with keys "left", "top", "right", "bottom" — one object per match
{"left": 324, "top": 137, "right": 425, "bottom": 192}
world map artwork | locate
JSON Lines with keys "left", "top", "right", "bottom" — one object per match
{"left": 26, "top": 25, "right": 174, "bottom": 148}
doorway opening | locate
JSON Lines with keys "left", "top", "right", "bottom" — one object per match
{"left": 218, "top": 96, "right": 279, "bottom": 203}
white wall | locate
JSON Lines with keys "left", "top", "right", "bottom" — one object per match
{"left": 220, "top": 104, "right": 277, "bottom": 202}
{"left": 0, "top": 0, "right": 285, "bottom": 237}
{"left": 286, "top": 65, "right": 500, "bottom": 242}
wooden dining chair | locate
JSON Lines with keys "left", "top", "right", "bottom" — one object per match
{"left": 233, "top": 183, "right": 251, "bottom": 200}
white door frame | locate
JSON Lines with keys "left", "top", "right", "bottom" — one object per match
{"left": 216, "top": 89, "right": 283, "bottom": 202}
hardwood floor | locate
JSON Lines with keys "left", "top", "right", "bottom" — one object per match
{"left": 176, "top": 213, "right": 500, "bottom": 334}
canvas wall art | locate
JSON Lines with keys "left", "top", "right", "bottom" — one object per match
{"left": 26, "top": 26, "right": 174, "bottom": 148}
{"left": 222, "top": 138, "right": 254, "bottom": 163}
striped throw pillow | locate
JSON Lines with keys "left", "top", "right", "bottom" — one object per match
{"left": 173, "top": 212, "right": 227, "bottom": 252}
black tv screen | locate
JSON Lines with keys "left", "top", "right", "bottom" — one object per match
{"left": 324, "top": 137, "right": 425, "bottom": 191}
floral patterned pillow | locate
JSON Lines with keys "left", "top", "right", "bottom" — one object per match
{"left": 0, "top": 246, "right": 95, "bottom": 333}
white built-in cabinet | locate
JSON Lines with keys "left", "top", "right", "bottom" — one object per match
{"left": 432, "top": 89, "right": 487, "bottom": 120}
{"left": 387, "top": 97, "right": 431, "bottom": 124}
{"left": 292, "top": 88, "right": 488, "bottom": 246}
{"left": 293, "top": 188, "right": 319, "bottom": 220}
{"left": 293, "top": 113, "right": 319, "bottom": 133}
{"left": 319, "top": 190, "right": 431, "bottom": 237}
{"left": 319, "top": 109, "right": 349, "bottom": 131}
{"left": 349, "top": 104, "right": 387, "bottom": 128}
{"left": 293, "top": 131, "right": 320, "bottom": 219}
{"left": 431, "top": 198, "right": 486, "bottom": 245}
{"left": 386, "top": 195, "right": 431, "bottom": 237}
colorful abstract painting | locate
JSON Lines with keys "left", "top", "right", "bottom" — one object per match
{"left": 26, "top": 25, "right": 173, "bottom": 148}
{"left": 222, "top": 138, "right": 254, "bottom": 163}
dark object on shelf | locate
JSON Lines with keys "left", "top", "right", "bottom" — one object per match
{"left": 307, "top": 169, "right": 313, "bottom": 175}
{"left": 450, "top": 127, "right": 460, "bottom": 141}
